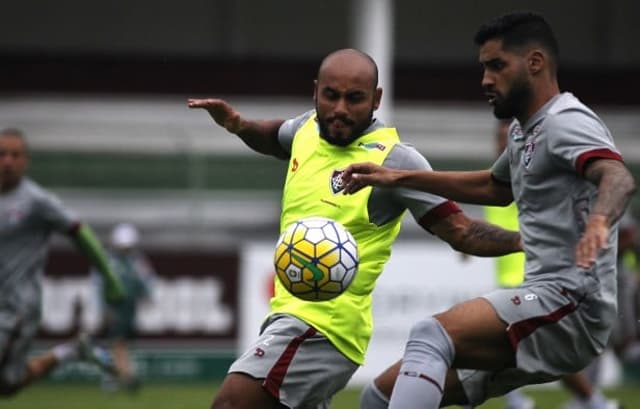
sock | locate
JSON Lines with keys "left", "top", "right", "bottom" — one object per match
{"left": 360, "top": 381, "right": 389, "bottom": 409}
{"left": 388, "top": 317, "right": 455, "bottom": 409}
{"left": 52, "top": 342, "right": 78, "bottom": 362}
{"left": 505, "top": 389, "right": 530, "bottom": 409}
{"left": 582, "top": 357, "right": 601, "bottom": 385}
{"left": 584, "top": 390, "right": 612, "bottom": 409}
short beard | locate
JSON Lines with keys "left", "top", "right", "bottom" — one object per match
{"left": 494, "top": 74, "right": 532, "bottom": 120}
{"left": 316, "top": 107, "right": 375, "bottom": 147}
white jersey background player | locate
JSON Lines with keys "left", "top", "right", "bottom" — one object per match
{"left": 342, "top": 11, "right": 636, "bottom": 409}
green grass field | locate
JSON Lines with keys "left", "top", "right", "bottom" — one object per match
{"left": 0, "top": 383, "right": 638, "bottom": 409}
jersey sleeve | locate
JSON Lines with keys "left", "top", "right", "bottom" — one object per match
{"left": 277, "top": 110, "right": 315, "bottom": 155}
{"left": 35, "top": 189, "right": 79, "bottom": 234}
{"left": 384, "top": 143, "right": 461, "bottom": 230}
{"left": 546, "top": 110, "right": 623, "bottom": 175}
{"left": 490, "top": 149, "right": 511, "bottom": 185}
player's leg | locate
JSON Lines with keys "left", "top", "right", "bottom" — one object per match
{"left": 560, "top": 372, "right": 622, "bottom": 409}
{"left": 360, "top": 359, "right": 399, "bottom": 409}
{"left": 0, "top": 312, "right": 49, "bottom": 396}
{"left": 0, "top": 319, "right": 73, "bottom": 395}
{"left": 23, "top": 332, "right": 117, "bottom": 386}
{"left": 562, "top": 372, "right": 595, "bottom": 400}
{"left": 0, "top": 314, "right": 29, "bottom": 396}
{"left": 456, "top": 388, "right": 536, "bottom": 409}
{"left": 112, "top": 338, "right": 138, "bottom": 387}
{"left": 212, "top": 372, "right": 281, "bottom": 409}
{"left": 0, "top": 314, "right": 86, "bottom": 396}
{"left": 361, "top": 298, "right": 511, "bottom": 408}
{"left": 360, "top": 361, "right": 469, "bottom": 408}
{"left": 503, "top": 389, "right": 536, "bottom": 409}
{"left": 213, "top": 314, "right": 358, "bottom": 409}
{"left": 386, "top": 297, "right": 514, "bottom": 409}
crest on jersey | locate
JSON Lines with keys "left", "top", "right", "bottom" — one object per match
{"left": 522, "top": 141, "right": 535, "bottom": 168}
{"left": 511, "top": 124, "right": 524, "bottom": 141}
{"left": 330, "top": 169, "right": 345, "bottom": 194}
{"left": 531, "top": 125, "right": 542, "bottom": 138}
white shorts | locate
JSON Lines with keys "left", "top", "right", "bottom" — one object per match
{"left": 228, "top": 313, "right": 359, "bottom": 409}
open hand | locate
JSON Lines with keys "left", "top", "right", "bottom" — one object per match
{"left": 575, "top": 214, "right": 609, "bottom": 269}
{"left": 187, "top": 98, "right": 242, "bottom": 133}
{"left": 342, "top": 162, "right": 399, "bottom": 194}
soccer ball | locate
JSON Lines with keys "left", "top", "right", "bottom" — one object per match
{"left": 274, "top": 217, "right": 359, "bottom": 301}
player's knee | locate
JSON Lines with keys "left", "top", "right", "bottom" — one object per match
{"left": 404, "top": 317, "right": 455, "bottom": 366}
{"left": 408, "top": 317, "right": 450, "bottom": 344}
{"left": 360, "top": 381, "right": 389, "bottom": 409}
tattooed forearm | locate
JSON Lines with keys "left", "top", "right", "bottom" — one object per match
{"left": 585, "top": 160, "right": 637, "bottom": 225}
{"left": 457, "top": 220, "right": 522, "bottom": 257}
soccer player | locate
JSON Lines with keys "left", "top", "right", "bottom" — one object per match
{"left": 188, "top": 48, "right": 524, "bottom": 409}
{"left": 94, "top": 222, "right": 154, "bottom": 392}
{"left": 469, "top": 121, "right": 620, "bottom": 409}
{"left": 342, "top": 12, "right": 636, "bottom": 409}
{"left": 0, "top": 128, "right": 124, "bottom": 396}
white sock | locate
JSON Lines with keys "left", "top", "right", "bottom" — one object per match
{"left": 584, "top": 391, "right": 608, "bottom": 409}
{"left": 505, "top": 389, "right": 531, "bottom": 409}
{"left": 52, "top": 342, "right": 79, "bottom": 362}
{"left": 360, "top": 381, "right": 389, "bottom": 409}
{"left": 387, "top": 318, "right": 454, "bottom": 409}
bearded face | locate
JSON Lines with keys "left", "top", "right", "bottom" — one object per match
{"left": 480, "top": 39, "right": 535, "bottom": 122}
{"left": 313, "top": 52, "right": 381, "bottom": 147}
{"left": 315, "top": 100, "right": 375, "bottom": 147}
{"left": 492, "top": 69, "right": 532, "bottom": 120}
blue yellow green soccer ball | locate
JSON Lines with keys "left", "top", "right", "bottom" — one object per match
{"left": 274, "top": 217, "right": 359, "bottom": 301}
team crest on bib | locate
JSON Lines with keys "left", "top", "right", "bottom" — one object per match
{"left": 330, "top": 169, "right": 345, "bottom": 194}
{"left": 522, "top": 141, "right": 535, "bottom": 168}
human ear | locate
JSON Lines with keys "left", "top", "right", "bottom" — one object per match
{"left": 527, "top": 50, "right": 545, "bottom": 74}
{"left": 313, "top": 80, "right": 318, "bottom": 103}
{"left": 373, "top": 87, "right": 382, "bottom": 110}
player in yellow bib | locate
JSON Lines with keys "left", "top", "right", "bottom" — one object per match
{"left": 188, "top": 48, "right": 522, "bottom": 409}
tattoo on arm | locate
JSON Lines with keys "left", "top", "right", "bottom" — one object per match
{"left": 584, "top": 160, "right": 637, "bottom": 225}
{"left": 459, "top": 220, "right": 522, "bottom": 257}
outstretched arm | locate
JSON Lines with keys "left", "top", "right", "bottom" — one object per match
{"left": 187, "top": 98, "right": 289, "bottom": 159}
{"left": 343, "top": 163, "right": 513, "bottom": 206}
{"left": 71, "top": 224, "right": 124, "bottom": 303}
{"left": 576, "top": 159, "right": 636, "bottom": 268}
{"left": 430, "top": 212, "right": 522, "bottom": 257}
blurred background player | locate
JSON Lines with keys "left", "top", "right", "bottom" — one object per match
{"left": 0, "top": 127, "right": 124, "bottom": 396}
{"left": 611, "top": 210, "right": 640, "bottom": 366}
{"left": 575, "top": 208, "right": 640, "bottom": 408}
{"left": 94, "top": 222, "right": 155, "bottom": 392}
